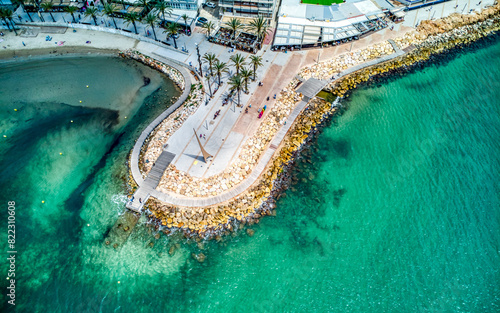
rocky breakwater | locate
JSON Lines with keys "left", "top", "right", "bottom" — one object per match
{"left": 139, "top": 84, "right": 204, "bottom": 176}
{"left": 120, "top": 50, "right": 185, "bottom": 90}
{"left": 299, "top": 41, "right": 395, "bottom": 81}
{"left": 153, "top": 81, "right": 302, "bottom": 197}
{"left": 326, "top": 4, "right": 500, "bottom": 99}
{"left": 120, "top": 50, "right": 204, "bottom": 177}
{"left": 140, "top": 3, "right": 500, "bottom": 239}
{"left": 145, "top": 92, "right": 339, "bottom": 239}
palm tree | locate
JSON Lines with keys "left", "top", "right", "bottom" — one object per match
{"left": 181, "top": 13, "right": 189, "bottom": 34}
{"left": 229, "top": 53, "right": 246, "bottom": 75}
{"left": 249, "top": 55, "right": 263, "bottom": 81}
{"left": 224, "top": 17, "right": 242, "bottom": 40}
{"left": 155, "top": 0, "right": 172, "bottom": 23}
{"left": 239, "top": 67, "right": 253, "bottom": 93}
{"left": 65, "top": 6, "right": 78, "bottom": 23}
{"left": 102, "top": 3, "right": 118, "bottom": 29}
{"left": 137, "top": 0, "right": 152, "bottom": 11}
{"left": 13, "top": 0, "right": 34, "bottom": 22}
{"left": 5, "top": 9, "right": 17, "bottom": 35}
{"left": 163, "top": 22, "right": 180, "bottom": 49}
{"left": 202, "top": 52, "right": 217, "bottom": 76}
{"left": 0, "top": 8, "right": 17, "bottom": 35}
{"left": 228, "top": 75, "right": 243, "bottom": 106}
{"left": 143, "top": 12, "right": 159, "bottom": 40}
{"left": 201, "top": 21, "right": 215, "bottom": 38}
{"left": 28, "top": 0, "right": 44, "bottom": 22}
{"left": 41, "top": 1, "right": 55, "bottom": 22}
{"left": 246, "top": 16, "right": 270, "bottom": 42}
{"left": 84, "top": 6, "right": 99, "bottom": 26}
{"left": 213, "top": 60, "right": 228, "bottom": 86}
{"left": 124, "top": 11, "right": 140, "bottom": 34}
{"left": 0, "top": 8, "right": 12, "bottom": 31}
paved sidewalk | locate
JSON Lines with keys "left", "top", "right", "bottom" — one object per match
{"left": 149, "top": 46, "right": 408, "bottom": 207}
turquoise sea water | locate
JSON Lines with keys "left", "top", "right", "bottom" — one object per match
{"left": 1, "top": 35, "right": 499, "bottom": 313}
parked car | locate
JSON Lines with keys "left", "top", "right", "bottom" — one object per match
{"left": 205, "top": 2, "right": 216, "bottom": 8}
{"left": 196, "top": 17, "right": 208, "bottom": 26}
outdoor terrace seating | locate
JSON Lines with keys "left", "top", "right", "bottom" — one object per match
{"left": 209, "top": 27, "right": 261, "bottom": 54}
{"left": 234, "top": 32, "right": 258, "bottom": 53}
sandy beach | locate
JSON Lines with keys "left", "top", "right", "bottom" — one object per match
{"left": 0, "top": 27, "right": 138, "bottom": 60}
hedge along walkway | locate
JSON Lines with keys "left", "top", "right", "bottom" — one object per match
{"left": 129, "top": 40, "right": 406, "bottom": 210}
{"left": 127, "top": 54, "right": 193, "bottom": 212}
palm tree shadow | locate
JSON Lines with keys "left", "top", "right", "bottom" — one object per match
{"left": 221, "top": 90, "right": 232, "bottom": 99}
{"left": 184, "top": 153, "right": 205, "bottom": 162}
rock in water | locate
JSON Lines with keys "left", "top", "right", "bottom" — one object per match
{"left": 246, "top": 229, "right": 255, "bottom": 237}
{"left": 192, "top": 253, "right": 206, "bottom": 263}
{"left": 168, "top": 245, "right": 176, "bottom": 256}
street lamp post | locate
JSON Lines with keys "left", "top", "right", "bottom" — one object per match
{"left": 195, "top": 43, "right": 203, "bottom": 77}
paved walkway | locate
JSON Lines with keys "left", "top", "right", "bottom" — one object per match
{"left": 127, "top": 150, "right": 175, "bottom": 212}
{"left": 297, "top": 78, "right": 328, "bottom": 100}
{"left": 149, "top": 97, "right": 310, "bottom": 207}
{"left": 128, "top": 59, "right": 192, "bottom": 187}
{"left": 145, "top": 44, "right": 409, "bottom": 208}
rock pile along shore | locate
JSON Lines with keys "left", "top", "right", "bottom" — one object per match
{"left": 119, "top": 50, "right": 206, "bottom": 178}
{"left": 128, "top": 4, "right": 500, "bottom": 239}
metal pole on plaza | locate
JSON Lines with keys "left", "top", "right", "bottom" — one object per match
{"left": 195, "top": 43, "right": 203, "bottom": 77}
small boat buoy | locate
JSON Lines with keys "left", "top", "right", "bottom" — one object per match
{"left": 3, "top": 135, "right": 6, "bottom": 138}
{"left": 70, "top": 120, "right": 73, "bottom": 123}
{"left": 86, "top": 85, "right": 89, "bottom": 88}
{"left": 59, "top": 152, "right": 63, "bottom": 155}
{"left": 14, "top": 109, "right": 17, "bottom": 111}
{"left": 79, "top": 100, "right": 82, "bottom": 103}
{"left": 42, "top": 200, "right": 45, "bottom": 204}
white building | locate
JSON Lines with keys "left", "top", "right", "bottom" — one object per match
{"left": 218, "top": 0, "right": 278, "bottom": 18}
{"left": 274, "top": 0, "right": 394, "bottom": 48}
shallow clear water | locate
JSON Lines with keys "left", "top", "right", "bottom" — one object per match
{"left": 1, "top": 37, "right": 499, "bottom": 313}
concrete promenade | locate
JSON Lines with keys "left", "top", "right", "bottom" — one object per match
{"left": 146, "top": 44, "right": 408, "bottom": 207}
{"left": 127, "top": 58, "right": 193, "bottom": 189}
{"left": 0, "top": 0, "right": 492, "bottom": 212}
